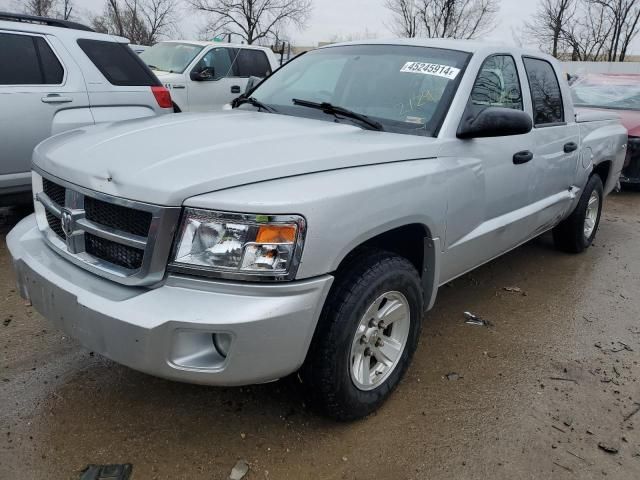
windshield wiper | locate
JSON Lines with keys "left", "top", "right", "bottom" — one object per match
{"left": 292, "top": 99, "right": 384, "bottom": 131}
{"left": 233, "top": 96, "right": 278, "bottom": 113}
{"left": 148, "top": 64, "right": 159, "bottom": 70}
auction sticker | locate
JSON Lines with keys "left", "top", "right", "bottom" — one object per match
{"left": 400, "top": 62, "right": 461, "bottom": 80}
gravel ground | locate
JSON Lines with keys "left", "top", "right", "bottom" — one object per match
{"left": 1, "top": 192, "right": 639, "bottom": 480}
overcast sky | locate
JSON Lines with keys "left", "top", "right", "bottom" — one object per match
{"left": 1, "top": 0, "right": 635, "bottom": 52}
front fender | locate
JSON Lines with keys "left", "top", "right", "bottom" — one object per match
{"left": 183, "top": 159, "right": 452, "bottom": 281}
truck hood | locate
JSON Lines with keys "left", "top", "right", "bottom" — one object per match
{"left": 34, "top": 111, "right": 441, "bottom": 206}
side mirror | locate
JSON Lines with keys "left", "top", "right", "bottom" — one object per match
{"left": 190, "top": 67, "right": 214, "bottom": 81}
{"left": 457, "top": 107, "right": 533, "bottom": 139}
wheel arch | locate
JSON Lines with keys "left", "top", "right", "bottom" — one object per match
{"left": 331, "top": 223, "right": 440, "bottom": 311}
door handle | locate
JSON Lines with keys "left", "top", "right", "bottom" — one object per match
{"left": 564, "top": 142, "right": 578, "bottom": 153}
{"left": 41, "top": 94, "right": 72, "bottom": 104}
{"left": 230, "top": 85, "right": 241, "bottom": 94}
{"left": 513, "top": 150, "right": 534, "bottom": 165}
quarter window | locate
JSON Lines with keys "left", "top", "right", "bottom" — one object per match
{"left": 0, "top": 33, "right": 63, "bottom": 85}
{"left": 78, "top": 39, "right": 159, "bottom": 86}
{"left": 471, "top": 55, "right": 522, "bottom": 110}
{"left": 523, "top": 57, "right": 564, "bottom": 125}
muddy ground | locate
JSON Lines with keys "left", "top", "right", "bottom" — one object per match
{"left": 1, "top": 193, "right": 639, "bottom": 480}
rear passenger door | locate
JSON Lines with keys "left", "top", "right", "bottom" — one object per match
{"left": 523, "top": 57, "right": 581, "bottom": 229}
{"left": 0, "top": 31, "right": 90, "bottom": 184}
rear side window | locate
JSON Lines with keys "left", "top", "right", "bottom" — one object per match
{"left": 234, "top": 49, "right": 272, "bottom": 77}
{"left": 35, "top": 37, "right": 64, "bottom": 84}
{"left": 0, "top": 33, "right": 63, "bottom": 85}
{"left": 523, "top": 57, "right": 564, "bottom": 125}
{"left": 78, "top": 39, "right": 160, "bottom": 86}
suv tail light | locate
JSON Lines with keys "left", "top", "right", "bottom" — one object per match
{"left": 151, "top": 86, "right": 172, "bottom": 109}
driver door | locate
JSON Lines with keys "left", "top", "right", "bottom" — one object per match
{"left": 441, "top": 54, "right": 537, "bottom": 282}
{"left": 188, "top": 47, "right": 241, "bottom": 111}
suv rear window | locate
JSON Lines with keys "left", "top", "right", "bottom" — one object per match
{"left": 77, "top": 39, "right": 159, "bottom": 86}
{"left": 234, "top": 49, "right": 272, "bottom": 77}
{"left": 0, "top": 33, "right": 63, "bottom": 85}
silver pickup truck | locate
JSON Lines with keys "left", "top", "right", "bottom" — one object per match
{"left": 8, "top": 39, "right": 626, "bottom": 420}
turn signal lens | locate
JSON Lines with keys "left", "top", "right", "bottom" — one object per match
{"left": 256, "top": 225, "right": 297, "bottom": 243}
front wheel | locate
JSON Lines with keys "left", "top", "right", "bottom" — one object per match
{"left": 553, "top": 175, "right": 604, "bottom": 253}
{"left": 301, "top": 250, "right": 423, "bottom": 421}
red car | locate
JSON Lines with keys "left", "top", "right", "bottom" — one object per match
{"left": 571, "top": 73, "right": 640, "bottom": 186}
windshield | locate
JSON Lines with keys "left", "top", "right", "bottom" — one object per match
{"left": 571, "top": 76, "right": 640, "bottom": 111}
{"left": 250, "top": 44, "right": 470, "bottom": 136}
{"left": 140, "top": 42, "right": 204, "bottom": 73}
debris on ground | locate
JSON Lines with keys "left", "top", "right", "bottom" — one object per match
{"left": 445, "top": 372, "right": 462, "bottom": 381}
{"left": 623, "top": 403, "right": 640, "bottom": 423}
{"left": 549, "top": 377, "right": 578, "bottom": 384}
{"left": 229, "top": 459, "right": 249, "bottom": 480}
{"left": 463, "top": 312, "right": 493, "bottom": 327}
{"left": 503, "top": 286, "right": 526, "bottom": 295}
{"left": 80, "top": 464, "right": 132, "bottom": 480}
{"left": 598, "top": 442, "right": 620, "bottom": 454}
{"left": 2, "top": 317, "right": 11, "bottom": 326}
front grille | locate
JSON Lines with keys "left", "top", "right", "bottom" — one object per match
{"left": 85, "top": 233, "right": 144, "bottom": 270}
{"left": 85, "top": 196, "right": 152, "bottom": 237}
{"left": 46, "top": 210, "right": 64, "bottom": 239}
{"left": 35, "top": 174, "right": 179, "bottom": 285}
{"left": 43, "top": 178, "right": 65, "bottom": 206}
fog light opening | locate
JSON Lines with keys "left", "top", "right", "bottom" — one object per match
{"left": 212, "top": 333, "right": 232, "bottom": 358}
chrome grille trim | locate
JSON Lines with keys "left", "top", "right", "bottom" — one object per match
{"left": 32, "top": 168, "right": 181, "bottom": 286}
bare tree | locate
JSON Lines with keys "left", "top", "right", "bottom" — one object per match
{"left": 590, "top": 0, "right": 640, "bottom": 61}
{"left": 527, "top": 0, "right": 640, "bottom": 61}
{"left": 189, "top": 0, "right": 312, "bottom": 45}
{"left": 385, "top": 0, "right": 498, "bottom": 39}
{"left": 58, "top": 0, "right": 73, "bottom": 19}
{"left": 563, "top": 1, "right": 611, "bottom": 60}
{"left": 385, "top": 0, "right": 420, "bottom": 37}
{"left": 418, "top": 0, "right": 499, "bottom": 39}
{"left": 524, "top": 0, "right": 576, "bottom": 58}
{"left": 23, "top": 0, "right": 56, "bottom": 16}
{"left": 91, "top": 0, "right": 177, "bottom": 45}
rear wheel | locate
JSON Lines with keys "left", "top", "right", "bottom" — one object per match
{"left": 301, "top": 250, "right": 423, "bottom": 421}
{"left": 553, "top": 175, "right": 604, "bottom": 253}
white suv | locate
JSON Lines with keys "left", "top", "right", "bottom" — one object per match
{"left": 140, "top": 41, "right": 279, "bottom": 112}
{"left": 0, "top": 12, "right": 173, "bottom": 205}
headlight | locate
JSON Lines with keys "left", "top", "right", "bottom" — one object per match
{"left": 168, "top": 209, "right": 306, "bottom": 281}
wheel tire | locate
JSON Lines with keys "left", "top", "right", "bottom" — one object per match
{"left": 301, "top": 249, "right": 423, "bottom": 421}
{"left": 553, "top": 174, "right": 604, "bottom": 253}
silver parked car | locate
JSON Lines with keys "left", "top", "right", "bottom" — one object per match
{"left": 0, "top": 12, "right": 173, "bottom": 205}
{"left": 8, "top": 39, "right": 626, "bottom": 420}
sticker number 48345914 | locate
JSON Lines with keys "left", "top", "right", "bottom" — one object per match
{"left": 400, "top": 62, "right": 461, "bottom": 80}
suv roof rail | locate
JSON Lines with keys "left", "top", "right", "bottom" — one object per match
{"left": 0, "top": 11, "right": 94, "bottom": 32}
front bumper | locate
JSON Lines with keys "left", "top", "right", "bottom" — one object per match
{"left": 7, "top": 215, "right": 333, "bottom": 386}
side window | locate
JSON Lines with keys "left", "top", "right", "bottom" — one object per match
{"left": 35, "top": 37, "right": 64, "bottom": 84}
{"left": 194, "top": 48, "right": 233, "bottom": 80}
{"left": 235, "top": 49, "right": 272, "bottom": 78}
{"left": 470, "top": 55, "right": 522, "bottom": 110}
{"left": 78, "top": 39, "right": 159, "bottom": 86}
{"left": 523, "top": 57, "right": 564, "bottom": 125}
{"left": 0, "top": 33, "right": 63, "bottom": 85}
